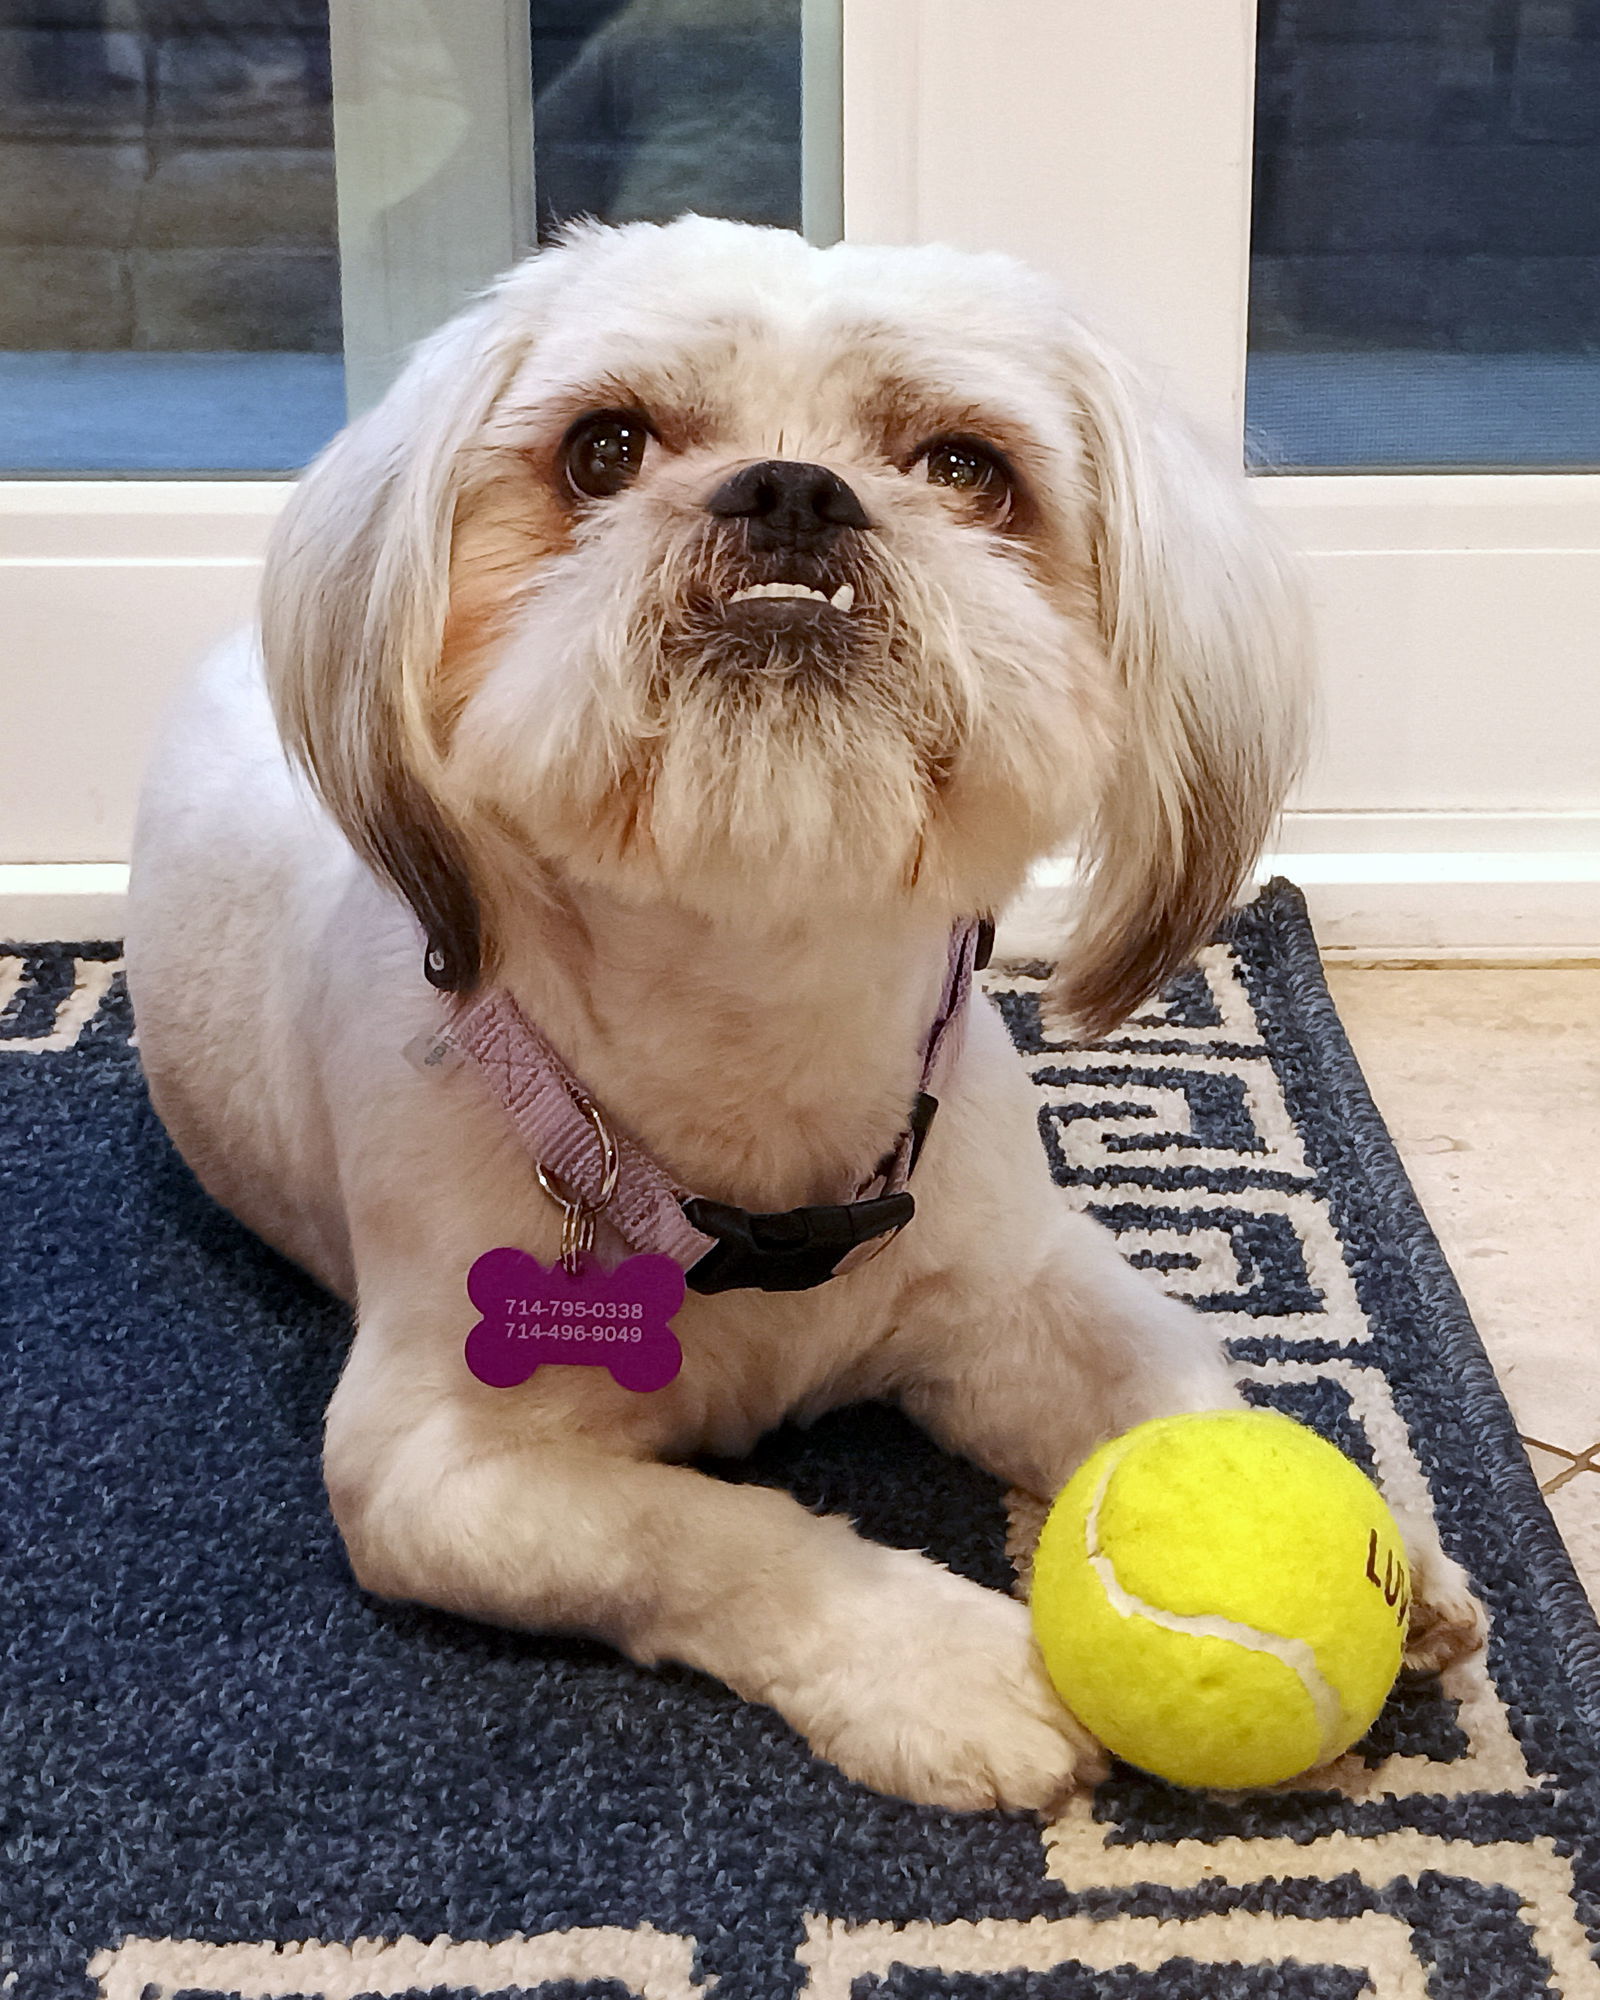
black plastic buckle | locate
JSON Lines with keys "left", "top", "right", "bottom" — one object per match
{"left": 683, "top": 1190, "right": 917, "bottom": 1294}
{"left": 893, "top": 1088, "right": 938, "bottom": 1184}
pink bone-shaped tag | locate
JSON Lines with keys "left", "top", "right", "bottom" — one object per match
{"left": 464, "top": 1245, "right": 685, "bottom": 1393}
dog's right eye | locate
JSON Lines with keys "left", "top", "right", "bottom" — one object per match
{"left": 563, "top": 412, "right": 653, "bottom": 499}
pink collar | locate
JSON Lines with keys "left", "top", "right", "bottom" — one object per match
{"left": 423, "top": 919, "right": 989, "bottom": 1295}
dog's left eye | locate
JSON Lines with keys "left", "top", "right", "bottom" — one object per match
{"left": 917, "top": 437, "right": 1013, "bottom": 512}
{"left": 564, "top": 411, "right": 654, "bottom": 499}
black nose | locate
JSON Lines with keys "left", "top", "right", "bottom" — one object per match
{"left": 706, "top": 459, "right": 871, "bottom": 551}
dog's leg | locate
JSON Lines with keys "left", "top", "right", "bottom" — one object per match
{"left": 323, "top": 1351, "right": 1105, "bottom": 1812}
{"left": 1389, "top": 1498, "right": 1489, "bottom": 1671}
{"left": 899, "top": 1210, "right": 1486, "bottom": 1673}
{"left": 899, "top": 1205, "right": 1242, "bottom": 1504}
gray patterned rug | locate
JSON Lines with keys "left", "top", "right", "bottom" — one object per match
{"left": 3, "top": 878, "right": 1599, "bottom": 1999}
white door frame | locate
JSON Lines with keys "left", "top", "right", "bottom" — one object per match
{"left": 3, "top": 0, "right": 1597, "bottom": 952}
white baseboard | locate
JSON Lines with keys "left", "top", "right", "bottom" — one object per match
{"left": 0, "top": 864, "right": 131, "bottom": 942}
{"left": 1276, "top": 809, "right": 1600, "bottom": 855}
{"left": 1283, "top": 870, "right": 1600, "bottom": 958}
{"left": 5, "top": 850, "right": 1600, "bottom": 962}
{"left": 1266, "top": 818, "right": 1600, "bottom": 954}
{"left": 1004, "top": 837, "right": 1600, "bottom": 963}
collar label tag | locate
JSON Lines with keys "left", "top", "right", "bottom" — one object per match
{"left": 403, "top": 1028, "right": 467, "bottom": 1076}
{"left": 464, "top": 1245, "right": 685, "bottom": 1393}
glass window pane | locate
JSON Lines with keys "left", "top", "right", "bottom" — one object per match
{"left": 1247, "top": 0, "right": 1600, "bottom": 471}
{"left": 0, "top": 2, "right": 345, "bottom": 475}
{"left": 531, "top": 0, "right": 802, "bottom": 239}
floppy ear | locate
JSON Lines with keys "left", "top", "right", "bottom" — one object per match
{"left": 1053, "top": 339, "right": 1310, "bottom": 1037}
{"left": 259, "top": 289, "right": 536, "bottom": 993}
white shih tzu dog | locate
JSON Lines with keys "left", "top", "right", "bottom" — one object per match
{"left": 127, "top": 216, "right": 1482, "bottom": 1811}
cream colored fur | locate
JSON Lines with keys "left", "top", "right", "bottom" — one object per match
{"left": 127, "top": 218, "right": 1481, "bottom": 1811}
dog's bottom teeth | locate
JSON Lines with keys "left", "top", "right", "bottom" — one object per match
{"left": 729, "top": 582, "right": 825, "bottom": 604}
{"left": 727, "top": 581, "right": 854, "bottom": 608}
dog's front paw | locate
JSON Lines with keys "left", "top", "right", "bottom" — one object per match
{"left": 1404, "top": 1532, "right": 1487, "bottom": 1674}
{"left": 794, "top": 1550, "right": 1105, "bottom": 1812}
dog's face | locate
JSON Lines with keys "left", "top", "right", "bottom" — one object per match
{"left": 440, "top": 224, "right": 1121, "bottom": 925}
{"left": 263, "top": 218, "right": 1306, "bottom": 1031}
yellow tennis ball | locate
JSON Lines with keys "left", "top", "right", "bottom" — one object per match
{"left": 1030, "top": 1409, "right": 1411, "bottom": 1790}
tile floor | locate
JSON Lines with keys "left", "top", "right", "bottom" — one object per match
{"left": 1324, "top": 966, "right": 1600, "bottom": 1606}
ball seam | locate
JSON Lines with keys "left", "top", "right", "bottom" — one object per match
{"left": 1083, "top": 1457, "right": 1348, "bottom": 1765}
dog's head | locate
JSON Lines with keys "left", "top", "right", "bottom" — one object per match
{"left": 262, "top": 216, "right": 1306, "bottom": 1033}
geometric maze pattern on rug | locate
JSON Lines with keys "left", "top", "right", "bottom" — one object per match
{"left": 4, "top": 885, "right": 1600, "bottom": 1999}
{"left": 985, "top": 929, "right": 1600, "bottom": 2000}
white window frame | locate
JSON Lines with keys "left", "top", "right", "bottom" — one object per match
{"left": 3, "top": 0, "right": 1597, "bottom": 953}
{"left": 844, "top": 0, "right": 1600, "bottom": 957}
